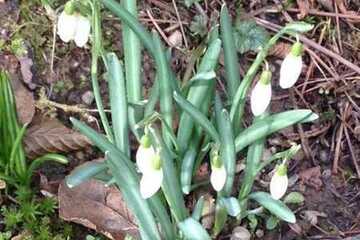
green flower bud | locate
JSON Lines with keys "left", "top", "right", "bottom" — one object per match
{"left": 290, "top": 42, "right": 303, "bottom": 57}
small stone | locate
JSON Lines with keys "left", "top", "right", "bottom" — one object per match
{"left": 168, "top": 30, "right": 182, "bottom": 47}
{"left": 230, "top": 226, "right": 251, "bottom": 240}
{"left": 255, "top": 229, "right": 264, "bottom": 238}
{"left": 81, "top": 91, "right": 94, "bottom": 105}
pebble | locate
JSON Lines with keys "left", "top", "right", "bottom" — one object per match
{"left": 230, "top": 226, "right": 251, "bottom": 240}
{"left": 81, "top": 90, "right": 94, "bottom": 105}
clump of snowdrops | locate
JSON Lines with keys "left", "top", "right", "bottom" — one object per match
{"left": 53, "top": 0, "right": 317, "bottom": 239}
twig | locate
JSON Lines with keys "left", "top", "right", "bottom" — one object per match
{"left": 344, "top": 124, "right": 360, "bottom": 178}
{"left": 171, "top": 0, "right": 188, "bottom": 48}
{"left": 146, "top": 9, "right": 172, "bottom": 47}
{"left": 254, "top": 18, "right": 360, "bottom": 75}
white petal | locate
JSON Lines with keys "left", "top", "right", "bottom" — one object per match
{"left": 140, "top": 169, "right": 163, "bottom": 199}
{"left": 210, "top": 165, "right": 227, "bottom": 192}
{"left": 136, "top": 145, "right": 156, "bottom": 173}
{"left": 57, "top": 11, "right": 77, "bottom": 43}
{"left": 74, "top": 15, "right": 91, "bottom": 47}
{"left": 270, "top": 173, "right": 288, "bottom": 200}
{"left": 250, "top": 81, "right": 272, "bottom": 116}
{"left": 279, "top": 54, "right": 302, "bottom": 89}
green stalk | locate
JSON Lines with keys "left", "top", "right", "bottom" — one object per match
{"left": 229, "top": 30, "right": 284, "bottom": 133}
{"left": 220, "top": 4, "right": 240, "bottom": 100}
{"left": 153, "top": 33, "right": 173, "bottom": 146}
{"left": 91, "top": 0, "right": 113, "bottom": 141}
{"left": 106, "top": 53, "right": 130, "bottom": 156}
{"left": 121, "top": 0, "right": 143, "bottom": 140}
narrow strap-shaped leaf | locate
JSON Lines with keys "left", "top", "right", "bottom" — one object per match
{"left": 144, "top": 77, "right": 160, "bottom": 117}
{"left": 220, "top": 4, "right": 240, "bottom": 100}
{"left": 148, "top": 126, "right": 188, "bottom": 222}
{"left": 249, "top": 191, "right": 296, "bottom": 223}
{"left": 106, "top": 53, "right": 130, "bottom": 156}
{"left": 177, "top": 39, "right": 221, "bottom": 154}
{"left": 102, "top": 0, "right": 155, "bottom": 54}
{"left": 121, "top": 0, "right": 143, "bottom": 140}
{"left": 238, "top": 138, "right": 265, "bottom": 200}
{"left": 235, "top": 110, "right": 318, "bottom": 152}
{"left": 174, "top": 91, "right": 220, "bottom": 143}
{"left": 191, "top": 196, "right": 205, "bottom": 221}
{"left": 215, "top": 94, "right": 236, "bottom": 196}
{"left": 178, "top": 218, "right": 211, "bottom": 240}
{"left": 218, "top": 197, "right": 241, "bottom": 217}
{"left": 181, "top": 128, "right": 202, "bottom": 194}
{"left": 65, "top": 161, "right": 108, "bottom": 188}
{"left": 71, "top": 119, "right": 161, "bottom": 239}
{"left": 152, "top": 33, "right": 173, "bottom": 146}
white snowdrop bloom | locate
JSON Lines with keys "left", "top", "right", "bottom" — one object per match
{"left": 136, "top": 144, "right": 156, "bottom": 173}
{"left": 57, "top": 2, "right": 91, "bottom": 48}
{"left": 210, "top": 164, "right": 227, "bottom": 192}
{"left": 270, "top": 164, "right": 288, "bottom": 200}
{"left": 136, "top": 135, "right": 163, "bottom": 199}
{"left": 250, "top": 70, "right": 272, "bottom": 116}
{"left": 57, "top": 10, "right": 77, "bottom": 43}
{"left": 73, "top": 14, "right": 91, "bottom": 47}
{"left": 279, "top": 42, "right": 303, "bottom": 89}
{"left": 140, "top": 167, "right": 163, "bottom": 199}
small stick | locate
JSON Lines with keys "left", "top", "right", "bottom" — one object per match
{"left": 172, "top": 0, "right": 189, "bottom": 48}
{"left": 344, "top": 124, "right": 360, "bottom": 178}
{"left": 254, "top": 17, "right": 360, "bottom": 75}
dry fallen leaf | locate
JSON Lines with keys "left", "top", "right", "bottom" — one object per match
{"left": 299, "top": 166, "right": 323, "bottom": 190}
{"left": 11, "top": 74, "right": 35, "bottom": 124}
{"left": 296, "top": 0, "right": 310, "bottom": 19}
{"left": 59, "top": 179, "right": 139, "bottom": 240}
{"left": 18, "top": 56, "right": 36, "bottom": 89}
{"left": 24, "top": 117, "right": 92, "bottom": 159}
{"left": 269, "top": 42, "right": 291, "bottom": 59}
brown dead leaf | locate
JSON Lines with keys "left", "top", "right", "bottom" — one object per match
{"left": 299, "top": 166, "right": 323, "bottom": 190}
{"left": 24, "top": 117, "right": 92, "bottom": 159}
{"left": 297, "top": 0, "right": 310, "bottom": 19}
{"left": 59, "top": 179, "right": 139, "bottom": 240}
{"left": 18, "top": 56, "right": 35, "bottom": 89}
{"left": 11, "top": 74, "right": 35, "bottom": 124}
{"left": 269, "top": 42, "right": 291, "bottom": 59}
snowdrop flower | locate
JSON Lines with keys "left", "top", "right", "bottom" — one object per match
{"left": 136, "top": 135, "right": 163, "bottom": 199}
{"left": 250, "top": 70, "right": 272, "bottom": 116}
{"left": 270, "top": 164, "right": 288, "bottom": 200}
{"left": 210, "top": 152, "right": 227, "bottom": 192}
{"left": 279, "top": 41, "right": 303, "bottom": 89}
{"left": 57, "top": 1, "right": 91, "bottom": 47}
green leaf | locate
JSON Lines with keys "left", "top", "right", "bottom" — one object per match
{"left": 66, "top": 161, "right": 108, "bottom": 188}
{"left": 192, "top": 196, "right": 205, "bottom": 221}
{"left": 178, "top": 218, "right": 211, "bottom": 240}
{"left": 215, "top": 94, "right": 236, "bottom": 196}
{"left": 106, "top": 53, "right": 130, "bottom": 156}
{"left": 213, "top": 204, "right": 227, "bottom": 236}
{"left": 249, "top": 192, "right": 296, "bottom": 223}
{"left": 284, "top": 192, "right": 305, "bottom": 204}
{"left": 235, "top": 110, "right": 318, "bottom": 152}
{"left": 266, "top": 215, "right": 279, "bottom": 230}
{"left": 220, "top": 4, "right": 241, "bottom": 100}
{"left": 184, "top": 0, "right": 202, "bottom": 8}
{"left": 284, "top": 21, "right": 314, "bottom": 33}
{"left": 218, "top": 197, "right": 241, "bottom": 217}
{"left": 174, "top": 91, "right": 220, "bottom": 143}
{"left": 233, "top": 20, "right": 269, "bottom": 54}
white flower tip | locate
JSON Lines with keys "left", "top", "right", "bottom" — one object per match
{"left": 250, "top": 81, "right": 272, "bottom": 116}
{"left": 57, "top": 11, "right": 90, "bottom": 47}
{"left": 210, "top": 165, "right": 227, "bottom": 192}
{"left": 136, "top": 145, "right": 156, "bottom": 173}
{"left": 140, "top": 169, "right": 163, "bottom": 199}
{"left": 279, "top": 54, "right": 303, "bottom": 89}
{"left": 270, "top": 173, "right": 288, "bottom": 200}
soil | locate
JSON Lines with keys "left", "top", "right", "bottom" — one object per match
{"left": 1, "top": 0, "right": 360, "bottom": 239}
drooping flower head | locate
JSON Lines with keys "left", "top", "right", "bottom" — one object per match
{"left": 136, "top": 134, "right": 163, "bottom": 199}
{"left": 270, "top": 164, "right": 288, "bottom": 200}
{"left": 250, "top": 70, "right": 272, "bottom": 116}
{"left": 210, "top": 148, "right": 227, "bottom": 192}
{"left": 57, "top": 1, "right": 91, "bottom": 47}
{"left": 279, "top": 40, "right": 303, "bottom": 89}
